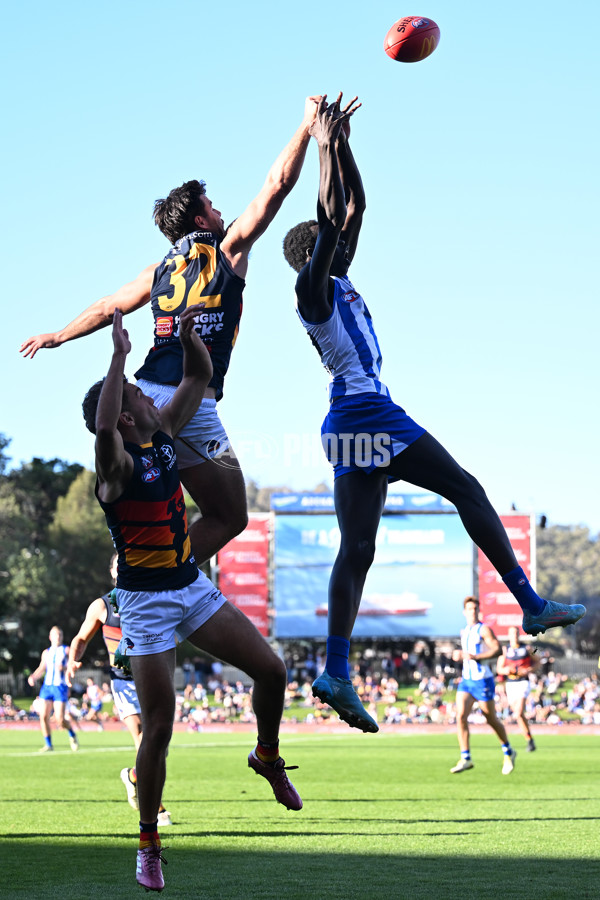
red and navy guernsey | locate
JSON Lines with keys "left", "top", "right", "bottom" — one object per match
{"left": 135, "top": 230, "right": 245, "bottom": 401}
{"left": 96, "top": 431, "right": 197, "bottom": 592}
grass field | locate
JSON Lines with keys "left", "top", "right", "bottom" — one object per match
{"left": 1, "top": 727, "right": 599, "bottom": 899}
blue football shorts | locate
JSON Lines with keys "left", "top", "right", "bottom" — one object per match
{"left": 321, "top": 392, "right": 426, "bottom": 479}
{"left": 39, "top": 683, "right": 69, "bottom": 703}
{"left": 457, "top": 676, "right": 497, "bottom": 703}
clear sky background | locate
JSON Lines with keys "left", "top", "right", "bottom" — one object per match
{"left": 2, "top": 1, "right": 598, "bottom": 532}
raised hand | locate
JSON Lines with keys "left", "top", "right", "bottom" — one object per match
{"left": 303, "top": 94, "right": 323, "bottom": 128}
{"left": 309, "top": 93, "right": 361, "bottom": 145}
{"left": 112, "top": 308, "right": 131, "bottom": 356}
{"left": 178, "top": 302, "right": 206, "bottom": 340}
{"left": 338, "top": 93, "right": 359, "bottom": 140}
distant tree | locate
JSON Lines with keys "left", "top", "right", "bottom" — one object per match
{"left": 0, "top": 433, "right": 11, "bottom": 476}
{"left": 2, "top": 457, "right": 84, "bottom": 545}
{"left": 537, "top": 525, "right": 600, "bottom": 654}
{"left": 48, "top": 468, "right": 114, "bottom": 639}
{"left": 4, "top": 546, "right": 67, "bottom": 671}
{"left": 0, "top": 462, "right": 103, "bottom": 671}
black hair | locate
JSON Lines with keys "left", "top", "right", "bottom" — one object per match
{"left": 82, "top": 376, "right": 128, "bottom": 434}
{"left": 153, "top": 179, "right": 207, "bottom": 245}
{"left": 282, "top": 220, "right": 318, "bottom": 273}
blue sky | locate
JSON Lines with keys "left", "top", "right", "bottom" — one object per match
{"left": 3, "top": 1, "right": 598, "bottom": 532}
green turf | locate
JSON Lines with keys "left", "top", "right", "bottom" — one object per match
{"left": 0, "top": 728, "right": 599, "bottom": 898}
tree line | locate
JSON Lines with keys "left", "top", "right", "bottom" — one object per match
{"left": 0, "top": 433, "right": 598, "bottom": 673}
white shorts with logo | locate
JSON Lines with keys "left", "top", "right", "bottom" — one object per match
{"left": 111, "top": 677, "right": 141, "bottom": 720}
{"left": 116, "top": 571, "right": 227, "bottom": 657}
{"left": 136, "top": 380, "right": 230, "bottom": 469}
{"left": 505, "top": 679, "right": 531, "bottom": 705}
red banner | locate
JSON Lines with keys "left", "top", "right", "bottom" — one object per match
{"left": 478, "top": 514, "right": 535, "bottom": 639}
{"left": 217, "top": 513, "right": 270, "bottom": 637}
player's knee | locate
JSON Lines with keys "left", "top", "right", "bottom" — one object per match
{"left": 256, "top": 651, "right": 287, "bottom": 693}
{"left": 228, "top": 507, "right": 249, "bottom": 540}
{"left": 445, "top": 467, "right": 488, "bottom": 508}
{"left": 461, "top": 470, "right": 489, "bottom": 507}
{"left": 143, "top": 714, "right": 173, "bottom": 750}
{"left": 340, "top": 538, "right": 377, "bottom": 575}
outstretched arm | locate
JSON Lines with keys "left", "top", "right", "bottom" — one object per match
{"left": 19, "top": 263, "right": 158, "bottom": 359}
{"left": 336, "top": 115, "right": 366, "bottom": 263}
{"left": 27, "top": 649, "right": 48, "bottom": 686}
{"left": 296, "top": 95, "right": 361, "bottom": 323}
{"left": 159, "top": 303, "right": 214, "bottom": 437}
{"left": 67, "top": 598, "right": 107, "bottom": 685}
{"left": 220, "top": 96, "right": 321, "bottom": 276}
{"left": 94, "top": 309, "right": 134, "bottom": 502}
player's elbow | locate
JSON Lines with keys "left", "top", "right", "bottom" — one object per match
{"left": 350, "top": 196, "right": 366, "bottom": 216}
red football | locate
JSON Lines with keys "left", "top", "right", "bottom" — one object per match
{"left": 384, "top": 16, "right": 440, "bottom": 63}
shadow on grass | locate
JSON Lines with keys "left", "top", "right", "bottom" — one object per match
{"left": 2, "top": 841, "right": 600, "bottom": 900}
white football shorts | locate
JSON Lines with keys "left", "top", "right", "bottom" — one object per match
{"left": 136, "top": 380, "right": 231, "bottom": 469}
{"left": 505, "top": 679, "right": 531, "bottom": 705}
{"left": 116, "top": 571, "right": 227, "bottom": 657}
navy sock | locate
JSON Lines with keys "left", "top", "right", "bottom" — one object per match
{"left": 140, "top": 820, "right": 158, "bottom": 834}
{"left": 325, "top": 635, "right": 350, "bottom": 679}
{"left": 67, "top": 728, "right": 76, "bottom": 739}
{"left": 502, "top": 566, "right": 545, "bottom": 615}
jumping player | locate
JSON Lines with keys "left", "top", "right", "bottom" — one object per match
{"left": 496, "top": 625, "right": 539, "bottom": 751}
{"left": 282, "top": 94, "right": 586, "bottom": 734}
{"left": 451, "top": 597, "right": 516, "bottom": 774}
{"left": 83, "top": 307, "right": 301, "bottom": 892}
{"left": 21, "top": 95, "right": 321, "bottom": 565}
{"left": 67, "top": 554, "right": 172, "bottom": 826}
{"left": 28, "top": 626, "right": 79, "bottom": 752}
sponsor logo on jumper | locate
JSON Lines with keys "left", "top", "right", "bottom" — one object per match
{"left": 156, "top": 317, "right": 173, "bottom": 337}
{"left": 343, "top": 291, "right": 359, "bottom": 303}
{"left": 141, "top": 454, "right": 154, "bottom": 469}
{"left": 191, "top": 311, "right": 226, "bottom": 336}
{"left": 159, "top": 444, "right": 176, "bottom": 469}
{"left": 125, "top": 637, "right": 135, "bottom": 649}
{"left": 142, "top": 467, "right": 161, "bottom": 483}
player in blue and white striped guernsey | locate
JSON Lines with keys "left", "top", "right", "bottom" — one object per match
{"left": 28, "top": 626, "right": 79, "bottom": 752}
{"left": 283, "top": 94, "right": 585, "bottom": 736}
{"left": 451, "top": 597, "right": 516, "bottom": 774}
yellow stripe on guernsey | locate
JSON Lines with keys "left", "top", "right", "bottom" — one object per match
{"left": 125, "top": 536, "right": 192, "bottom": 569}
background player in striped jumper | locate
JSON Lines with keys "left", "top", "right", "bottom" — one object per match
{"left": 83, "top": 307, "right": 301, "bottom": 892}
{"left": 282, "top": 94, "right": 586, "bottom": 735}
{"left": 451, "top": 597, "right": 516, "bottom": 774}
{"left": 21, "top": 96, "right": 321, "bottom": 568}
{"left": 28, "top": 626, "right": 79, "bottom": 752}
{"left": 67, "top": 554, "right": 172, "bottom": 826}
{"left": 496, "top": 625, "right": 540, "bottom": 752}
